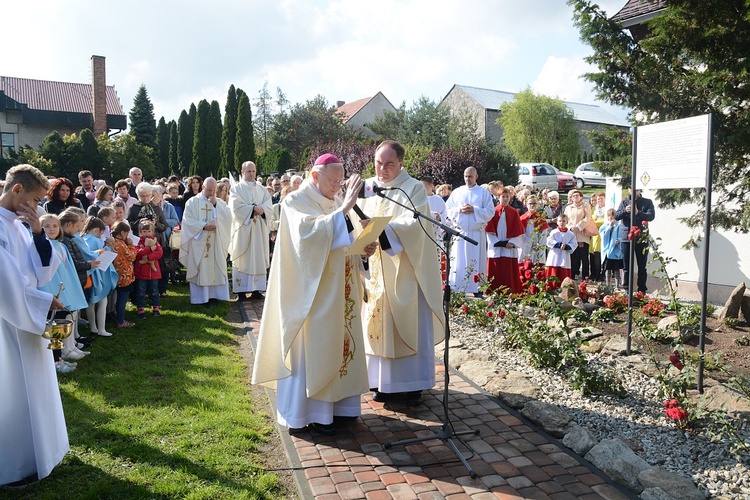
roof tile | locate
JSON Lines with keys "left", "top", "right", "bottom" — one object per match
{"left": 0, "top": 76, "right": 125, "bottom": 116}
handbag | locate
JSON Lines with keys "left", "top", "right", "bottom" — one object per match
{"left": 583, "top": 217, "right": 599, "bottom": 237}
{"left": 169, "top": 227, "right": 181, "bottom": 250}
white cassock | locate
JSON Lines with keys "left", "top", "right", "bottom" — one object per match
{"left": 427, "top": 194, "right": 449, "bottom": 243}
{"left": 445, "top": 185, "right": 495, "bottom": 293}
{"left": 359, "top": 169, "right": 445, "bottom": 393}
{"left": 228, "top": 180, "right": 272, "bottom": 293}
{"left": 252, "top": 180, "right": 369, "bottom": 428}
{"left": 545, "top": 229, "right": 578, "bottom": 269}
{"left": 0, "top": 207, "right": 67, "bottom": 485}
{"left": 179, "top": 193, "right": 232, "bottom": 304}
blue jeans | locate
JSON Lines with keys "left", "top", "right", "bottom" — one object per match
{"left": 116, "top": 284, "right": 133, "bottom": 324}
{"left": 135, "top": 279, "right": 160, "bottom": 309}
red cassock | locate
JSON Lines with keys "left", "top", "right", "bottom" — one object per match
{"left": 484, "top": 205, "right": 525, "bottom": 294}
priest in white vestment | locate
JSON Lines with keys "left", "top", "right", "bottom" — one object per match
{"left": 253, "top": 154, "right": 375, "bottom": 436}
{"left": 179, "top": 177, "right": 233, "bottom": 305}
{"left": 445, "top": 167, "right": 495, "bottom": 295}
{"left": 359, "top": 141, "right": 445, "bottom": 405}
{"left": 0, "top": 165, "right": 68, "bottom": 486}
{"left": 229, "top": 161, "right": 272, "bottom": 300}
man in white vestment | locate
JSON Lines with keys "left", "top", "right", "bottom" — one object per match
{"left": 229, "top": 161, "right": 272, "bottom": 300}
{"left": 179, "top": 177, "right": 233, "bottom": 305}
{"left": 359, "top": 140, "right": 445, "bottom": 406}
{"left": 0, "top": 165, "right": 67, "bottom": 486}
{"left": 445, "top": 167, "right": 495, "bottom": 296}
{"left": 253, "top": 154, "right": 376, "bottom": 436}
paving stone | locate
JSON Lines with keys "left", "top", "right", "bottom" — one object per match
{"left": 330, "top": 470, "right": 356, "bottom": 484}
{"left": 505, "top": 475, "right": 534, "bottom": 490}
{"left": 489, "top": 485, "right": 525, "bottom": 499}
{"left": 518, "top": 465, "right": 552, "bottom": 483}
{"left": 411, "top": 482, "right": 439, "bottom": 494}
{"left": 365, "top": 490, "right": 393, "bottom": 500}
{"left": 309, "top": 476, "right": 337, "bottom": 496}
{"left": 336, "top": 481, "right": 366, "bottom": 499}
{"left": 380, "top": 472, "right": 406, "bottom": 485}
{"left": 515, "top": 486, "right": 553, "bottom": 499}
{"left": 404, "top": 472, "right": 431, "bottom": 485}
{"left": 386, "top": 483, "right": 419, "bottom": 499}
{"left": 355, "top": 470, "right": 380, "bottom": 484}
{"left": 434, "top": 477, "right": 465, "bottom": 496}
{"left": 507, "top": 456, "right": 534, "bottom": 468}
{"left": 417, "top": 492, "right": 447, "bottom": 500}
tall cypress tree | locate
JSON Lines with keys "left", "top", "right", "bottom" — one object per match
{"left": 192, "top": 100, "right": 210, "bottom": 177}
{"left": 168, "top": 120, "right": 179, "bottom": 176}
{"left": 129, "top": 85, "right": 157, "bottom": 149}
{"left": 234, "top": 91, "right": 256, "bottom": 168}
{"left": 156, "top": 117, "right": 170, "bottom": 177}
{"left": 220, "top": 85, "right": 238, "bottom": 177}
{"left": 208, "top": 100, "right": 223, "bottom": 177}
{"left": 177, "top": 107, "right": 195, "bottom": 176}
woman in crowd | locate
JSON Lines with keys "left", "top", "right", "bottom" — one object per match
{"left": 564, "top": 189, "right": 593, "bottom": 280}
{"left": 182, "top": 175, "right": 203, "bottom": 205}
{"left": 43, "top": 178, "right": 83, "bottom": 214}
{"left": 86, "top": 184, "right": 114, "bottom": 217}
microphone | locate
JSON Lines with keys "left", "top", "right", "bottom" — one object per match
{"left": 372, "top": 185, "right": 397, "bottom": 194}
{"left": 352, "top": 204, "right": 368, "bottom": 220}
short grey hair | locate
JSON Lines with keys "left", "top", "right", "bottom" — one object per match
{"left": 136, "top": 182, "right": 153, "bottom": 197}
{"left": 151, "top": 184, "right": 164, "bottom": 195}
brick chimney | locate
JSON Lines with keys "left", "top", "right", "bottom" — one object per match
{"left": 336, "top": 100, "right": 345, "bottom": 107}
{"left": 91, "top": 55, "right": 107, "bottom": 137}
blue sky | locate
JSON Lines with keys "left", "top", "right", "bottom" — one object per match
{"left": 4, "top": 0, "right": 629, "bottom": 124}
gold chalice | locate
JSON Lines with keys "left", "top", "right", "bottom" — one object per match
{"left": 42, "top": 319, "right": 74, "bottom": 350}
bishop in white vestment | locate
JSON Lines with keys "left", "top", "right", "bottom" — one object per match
{"left": 445, "top": 167, "right": 495, "bottom": 294}
{"left": 0, "top": 165, "right": 67, "bottom": 486}
{"left": 179, "top": 177, "right": 233, "bottom": 304}
{"left": 253, "top": 154, "right": 374, "bottom": 434}
{"left": 229, "top": 161, "right": 272, "bottom": 297}
{"left": 359, "top": 141, "right": 445, "bottom": 404}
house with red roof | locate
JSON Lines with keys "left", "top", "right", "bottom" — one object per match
{"left": 336, "top": 92, "right": 397, "bottom": 138}
{"left": 0, "top": 55, "right": 126, "bottom": 159}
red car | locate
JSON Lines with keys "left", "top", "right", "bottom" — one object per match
{"left": 550, "top": 166, "right": 576, "bottom": 192}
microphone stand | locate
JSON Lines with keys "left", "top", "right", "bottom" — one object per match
{"left": 374, "top": 190, "right": 481, "bottom": 478}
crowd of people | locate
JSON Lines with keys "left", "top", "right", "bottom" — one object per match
{"left": 1, "top": 147, "right": 656, "bottom": 485}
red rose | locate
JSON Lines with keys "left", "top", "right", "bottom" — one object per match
{"left": 524, "top": 269, "right": 533, "bottom": 280}
{"left": 642, "top": 221, "right": 648, "bottom": 227}
{"left": 669, "top": 350, "right": 683, "bottom": 371}
{"left": 536, "top": 270, "right": 546, "bottom": 280}
{"left": 523, "top": 259, "right": 533, "bottom": 271}
{"left": 488, "top": 300, "right": 495, "bottom": 307}
{"left": 498, "top": 309, "right": 506, "bottom": 318}
{"left": 472, "top": 274, "right": 480, "bottom": 283}
{"left": 579, "top": 282, "right": 587, "bottom": 292}
{"left": 486, "top": 311, "right": 494, "bottom": 318}
{"left": 528, "top": 284, "right": 539, "bottom": 294}
{"left": 461, "top": 304, "right": 468, "bottom": 313}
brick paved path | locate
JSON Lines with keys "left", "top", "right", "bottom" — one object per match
{"left": 239, "top": 300, "right": 635, "bottom": 500}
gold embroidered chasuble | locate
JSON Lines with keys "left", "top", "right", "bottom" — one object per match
{"left": 179, "top": 194, "right": 232, "bottom": 286}
{"left": 252, "top": 181, "right": 368, "bottom": 402}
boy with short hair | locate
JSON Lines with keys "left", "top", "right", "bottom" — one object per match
{"left": 545, "top": 214, "right": 578, "bottom": 281}
{"left": 0, "top": 164, "right": 68, "bottom": 486}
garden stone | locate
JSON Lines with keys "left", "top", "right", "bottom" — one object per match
{"left": 450, "top": 348, "right": 487, "bottom": 369}
{"left": 700, "top": 383, "right": 750, "bottom": 420}
{"left": 520, "top": 400, "right": 573, "bottom": 438}
{"left": 522, "top": 306, "right": 537, "bottom": 319}
{"left": 580, "top": 337, "right": 609, "bottom": 353}
{"left": 573, "top": 326, "right": 603, "bottom": 341}
{"left": 741, "top": 294, "right": 750, "bottom": 323}
{"left": 487, "top": 372, "right": 540, "bottom": 409}
{"left": 553, "top": 296, "right": 574, "bottom": 313}
{"left": 657, "top": 315, "right": 679, "bottom": 332}
{"left": 585, "top": 438, "right": 650, "bottom": 492}
{"left": 638, "top": 467, "right": 704, "bottom": 500}
{"left": 599, "top": 335, "right": 630, "bottom": 355}
{"left": 458, "top": 359, "right": 503, "bottom": 387}
{"left": 640, "top": 487, "right": 675, "bottom": 500}
{"left": 718, "top": 282, "right": 745, "bottom": 320}
{"left": 559, "top": 277, "right": 578, "bottom": 300}
{"left": 562, "top": 424, "right": 598, "bottom": 456}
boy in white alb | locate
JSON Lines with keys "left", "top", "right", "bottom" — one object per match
{"left": 545, "top": 214, "right": 577, "bottom": 281}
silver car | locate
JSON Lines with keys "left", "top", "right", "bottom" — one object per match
{"left": 574, "top": 162, "right": 606, "bottom": 188}
{"left": 517, "top": 163, "right": 559, "bottom": 191}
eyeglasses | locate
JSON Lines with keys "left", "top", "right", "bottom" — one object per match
{"left": 317, "top": 170, "right": 345, "bottom": 187}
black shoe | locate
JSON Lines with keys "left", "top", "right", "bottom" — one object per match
{"left": 288, "top": 426, "right": 309, "bottom": 435}
{"left": 473, "top": 292, "right": 484, "bottom": 298}
{"left": 372, "top": 391, "right": 392, "bottom": 403}
{"left": 250, "top": 291, "right": 265, "bottom": 300}
{"left": 2, "top": 474, "right": 38, "bottom": 488}
{"left": 76, "top": 336, "right": 96, "bottom": 344}
{"left": 333, "top": 415, "right": 358, "bottom": 423}
{"left": 237, "top": 294, "right": 251, "bottom": 302}
{"left": 309, "top": 422, "right": 336, "bottom": 436}
{"left": 152, "top": 310, "right": 160, "bottom": 317}
{"left": 406, "top": 391, "right": 423, "bottom": 406}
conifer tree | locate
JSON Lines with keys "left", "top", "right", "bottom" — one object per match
{"left": 220, "top": 85, "right": 238, "bottom": 177}
{"left": 177, "top": 108, "right": 195, "bottom": 176}
{"left": 168, "top": 120, "right": 179, "bottom": 176}
{"left": 254, "top": 81, "right": 273, "bottom": 152}
{"left": 129, "top": 85, "right": 157, "bottom": 149}
{"left": 192, "top": 100, "right": 210, "bottom": 177}
{"left": 156, "top": 117, "right": 170, "bottom": 177}
{"left": 208, "top": 100, "right": 223, "bottom": 177}
{"left": 234, "top": 91, "right": 256, "bottom": 167}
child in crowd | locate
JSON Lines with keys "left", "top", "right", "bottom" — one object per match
{"left": 519, "top": 195, "right": 549, "bottom": 264}
{"left": 545, "top": 214, "right": 578, "bottom": 281}
{"left": 112, "top": 200, "right": 126, "bottom": 223}
{"left": 110, "top": 221, "right": 137, "bottom": 328}
{"left": 40, "top": 214, "right": 89, "bottom": 372}
{"left": 59, "top": 208, "right": 98, "bottom": 360}
{"left": 134, "top": 220, "right": 163, "bottom": 319}
{"left": 600, "top": 208, "right": 624, "bottom": 289}
{"left": 80, "top": 216, "right": 118, "bottom": 337}
{"left": 98, "top": 206, "right": 115, "bottom": 241}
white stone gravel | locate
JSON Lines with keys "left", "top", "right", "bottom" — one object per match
{"left": 448, "top": 316, "right": 750, "bottom": 499}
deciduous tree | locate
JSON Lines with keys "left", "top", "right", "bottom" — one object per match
{"left": 498, "top": 88, "right": 580, "bottom": 166}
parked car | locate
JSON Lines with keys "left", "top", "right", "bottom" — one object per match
{"left": 549, "top": 165, "right": 576, "bottom": 193}
{"left": 517, "top": 163, "right": 559, "bottom": 191}
{"left": 574, "top": 162, "right": 607, "bottom": 188}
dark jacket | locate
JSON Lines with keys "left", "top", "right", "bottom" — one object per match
{"left": 61, "top": 233, "right": 91, "bottom": 288}
{"left": 127, "top": 202, "right": 167, "bottom": 238}
{"left": 614, "top": 195, "right": 656, "bottom": 228}
{"left": 43, "top": 198, "right": 84, "bottom": 215}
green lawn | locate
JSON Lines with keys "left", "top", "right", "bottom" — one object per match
{"left": 7, "top": 285, "right": 281, "bottom": 499}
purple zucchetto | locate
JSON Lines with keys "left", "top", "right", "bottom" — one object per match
{"left": 314, "top": 153, "right": 342, "bottom": 166}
